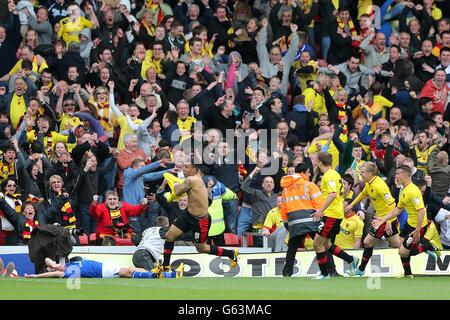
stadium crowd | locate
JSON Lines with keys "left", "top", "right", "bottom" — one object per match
{"left": 0, "top": 0, "right": 450, "bottom": 260}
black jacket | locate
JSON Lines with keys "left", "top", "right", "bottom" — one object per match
{"left": 0, "top": 13, "right": 21, "bottom": 78}
{"left": 73, "top": 158, "right": 116, "bottom": 207}
{"left": 203, "top": 155, "right": 240, "bottom": 193}
{"left": 0, "top": 198, "right": 47, "bottom": 245}
{"left": 285, "top": 105, "right": 316, "bottom": 143}
{"left": 203, "top": 106, "right": 236, "bottom": 137}
{"left": 327, "top": 20, "right": 354, "bottom": 65}
{"left": 28, "top": 224, "right": 73, "bottom": 274}
{"left": 46, "top": 161, "right": 80, "bottom": 194}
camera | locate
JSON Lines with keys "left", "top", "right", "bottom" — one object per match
{"left": 68, "top": 228, "right": 83, "bottom": 236}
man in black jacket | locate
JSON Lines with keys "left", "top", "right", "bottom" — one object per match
{"left": 327, "top": 7, "right": 361, "bottom": 65}
{"left": 412, "top": 40, "right": 439, "bottom": 83}
{"left": 0, "top": 9, "right": 21, "bottom": 80}
{"left": 204, "top": 97, "right": 236, "bottom": 137}
{"left": 285, "top": 95, "right": 315, "bottom": 143}
{"left": 207, "top": 6, "right": 238, "bottom": 53}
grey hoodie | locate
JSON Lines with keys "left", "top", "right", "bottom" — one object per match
{"left": 215, "top": 51, "right": 249, "bottom": 94}
{"left": 79, "top": 28, "right": 93, "bottom": 67}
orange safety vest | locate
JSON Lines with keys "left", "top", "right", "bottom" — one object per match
{"left": 280, "top": 174, "right": 324, "bottom": 237}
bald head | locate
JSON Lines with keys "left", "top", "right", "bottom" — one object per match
{"left": 437, "top": 151, "right": 449, "bottom": 166}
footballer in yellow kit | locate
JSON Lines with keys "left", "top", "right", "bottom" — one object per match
{"left": 346, "top": 162, "right": 399, "bottom": 276}
{"left": 373, "top": 165, "right": 439, "bottom": 277}
{"left": 311, "top": 153, "right": 359, "bottom": 279}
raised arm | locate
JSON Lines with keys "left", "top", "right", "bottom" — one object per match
{"left": 108, "top": 81, "right": 124, "bottom": 118}
{"left": 256, "top": 19, "right": 270, "bottom": 68}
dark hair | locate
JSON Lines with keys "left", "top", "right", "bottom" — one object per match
{"left": 68, "top": 64, "right": 79, "bottom": 72}
{"left": 253, "top": 86, "right": 265, "bottom": 96}
{"left": 1, "top": 178, "right": 18, "bottom": 192}
{"left": 390, "top": 44, "right": 401, "bottom": 53}
{"left": 215, "top": 5, "right": 227, "bottom": 12}
{"left": 294, "top": 163, "right": 309, "bottom": 174}
{"left": 342, "top": 174, "right": 354, "bottom": 188}
{"left": 159, "top": 139, "right": 171, "bottom": 148}
{"left": 431, "top": 112, "right": 443, "bottom": 120}
{"left": 22, "top": 60, "right": 33, "bottom": 71}
{"left": 370, "top": 81, "right": 383, "bottom": 95}
{"left": 189, "top": 37, "right": 202, "bottom": 47}
{"left": 423, "top": 120, "right": 436, "bottom": 131}
{"left": 419, "top": 97, "right": 433, "bottom": 106}
{"left": 394, "top": 119, "right": 409, "bottom": 128}
{"left": 349, "top": 51, "right": 360, "bottom": 61}
{"left": 171, "top": 20, "right": 183, "bottom": 29}
{"left": 293, "top": 95, "right": 305, "bottom": 105}
{"left": 318, "top": 152, "right": 333, "bottom": 167}
{"left": 38, "top": 114, "right": 51, "bottom": 123}
{"left": 150, "top": 119, "right": 160, "bottom": 129}
{"left": 29, "top": 96, "right": 41, "bottom": 106}
{"left": 101, "top": 236, "right": 116, "bottom": 246}
{"left": 153, "top": 40, "right": 164, "bottom": 48}
{"left": 31, "top": 141, "right": 44, "bottom": 154}
{"left": 397, "top": 164, "right": 412, "bottom": 176}
{"left": 165, "top": 110, "right": 179, "bottom": 124}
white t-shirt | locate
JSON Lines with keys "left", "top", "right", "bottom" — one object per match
{"left": 137, "top": 227, "right": 166, "bottom": 261}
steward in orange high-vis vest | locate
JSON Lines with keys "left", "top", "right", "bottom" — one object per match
{"left": 280, "top": 173, "right": 323, "bottom": 236}
{"left": 280, "top": 163, "right": 324, "bottom": 277}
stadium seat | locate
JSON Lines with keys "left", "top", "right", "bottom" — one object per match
{"left": 89, "top": 233, "right": 97, "bottom": 245}
{"left": 115, "top": 238, "right": 133, "bottom": 246}
{"left": 241, "top": 232, "right": 268, "bottom": 248}
{"left": 224, "top": 233, "right": 239, "bottom": 246}
{"left": 79, "top": 234, "right": 89, "bottom": 245}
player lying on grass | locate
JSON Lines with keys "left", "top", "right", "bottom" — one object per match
{"left": 24, "top": 257, "right": 184, "bottom": 279}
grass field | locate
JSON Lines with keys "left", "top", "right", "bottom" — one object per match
{"left": 1, "top": 276, "right": 450, "bottom": 300}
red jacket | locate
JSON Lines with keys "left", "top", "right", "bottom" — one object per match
{"left": 89, "top": 201, "right": 147, "bottom": 236}
{"left": 419, "top": 79, "right": 450, "bottom": 114}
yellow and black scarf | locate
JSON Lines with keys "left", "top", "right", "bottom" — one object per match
{"left": 0, "top": 161, "right": 15, "bottom": 183}
{"left": 337, "top": 16, "right": 357, "bottom": 37}
{"left": 23, "top": 219, "right": 39, "bottom": 240}
{"left": 336, "top": 102, "right": 348, "bottom": 134}
{"left": 97, "top": 101, "right": 113, "bottom": 133}
{"left": 59, "top": 193, "right": 77, "bottom": 229}
{"left": 141, "top": 20, "right": 155, "bottom": 36}
{"left": 6, "top": 193, "right": 22, "bottom": 213}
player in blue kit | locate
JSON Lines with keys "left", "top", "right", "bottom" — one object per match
{"left": 25, "top": 257, "right": 184, "bottom": 278}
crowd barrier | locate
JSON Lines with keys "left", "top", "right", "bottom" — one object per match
{"left": 1, "top": 247, "right": 449, "bottom": 277}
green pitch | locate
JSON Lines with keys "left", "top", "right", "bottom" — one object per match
{"left": 1, "top": 277, "right": 450, "bottom": 300}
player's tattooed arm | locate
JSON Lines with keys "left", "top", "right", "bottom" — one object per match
{"left": 174, "top": 178, "right": 192, "bottom": 196}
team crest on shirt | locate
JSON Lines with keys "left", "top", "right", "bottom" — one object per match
{"left": 329, "top": 180, "right": 336, "bottom": 188}
{"left": 384, "top": 193, "right": 391, "bottom": 200}
{"left": 194, "top": 232, "right": 200, "bottom": 241}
